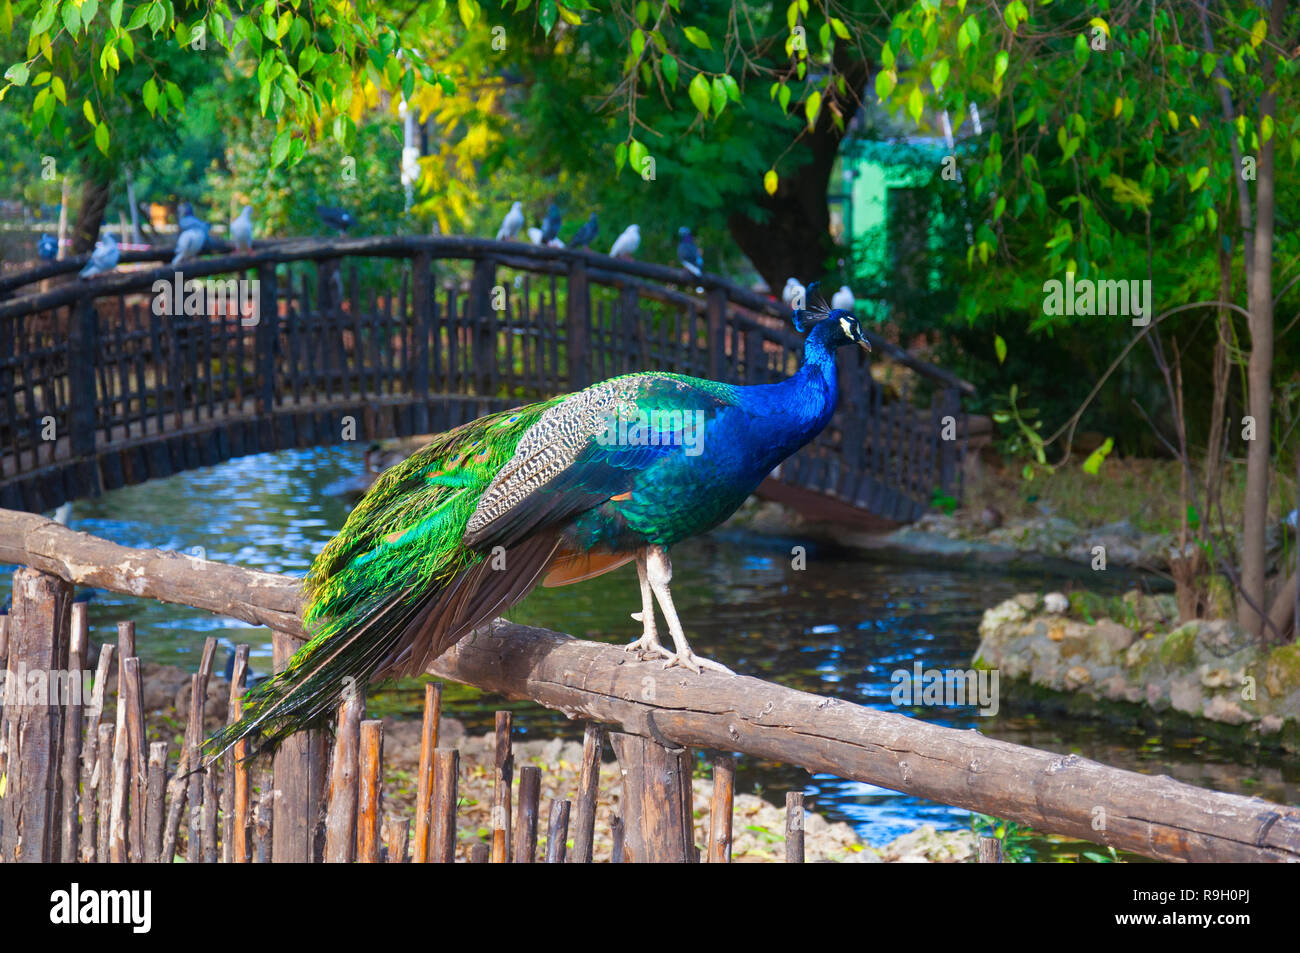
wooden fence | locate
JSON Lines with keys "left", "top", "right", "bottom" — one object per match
{"left": 0, "top": 238, "right": 972, "bottom": 526}
{"left": 1, "top": 509, "right": 1297, "bottom": 863}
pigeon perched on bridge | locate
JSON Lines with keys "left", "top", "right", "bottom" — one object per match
{"left": 177, "top": 203, "right": 213, "bottom": 252}
{"left": 541, "top": 205, "right": 563, "bottom": 245}
{"left": 609, "top": 224, "right": 640, "bottom": 259}
{"left": 172, "top": 224, "right": 206, "bottom": 266}
{"left": 78, "top": 232, "right": 119, "bottom": 279}
{"left": 677, "top": 227, "right": 703, "bottom": 277}
{"left": 230, "top": 206, "right": 254, "bottom": 253}
{"left": 496, "top": 201, "right": 525, "bottom": 241}
{"left": 831, "top": 285, "right": 855, "bottom": 311}
{"left": 569, "top": 212, "right": 598, "bottom": 248}
{"left": 527, "top": 226, "right": 542, "bottom": 244}
{"left": 781, "top": 278, "right": 807, "bottom": 312}
{"left": 318, "top": 206, "right": 355, "bottom": 234}
{"left": 37, "top": 234, "right": 58, "bottom": 261}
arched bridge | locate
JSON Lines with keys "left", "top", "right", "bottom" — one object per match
{"left": 0, "top": 237, "right": 973, "bottom": 527}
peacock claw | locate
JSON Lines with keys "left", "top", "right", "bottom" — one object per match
{"left": 662, "top": 651, "right": 734, "bottom": 676}
{"left": 625, "top": 633, "right": 669, "bottom": 657}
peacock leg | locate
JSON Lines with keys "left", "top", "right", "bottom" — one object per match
{"left": 625, "top": 549, "right": 668, "bottom": 657}
{"left": 644, "top": 545, "right": 734, "bottom": 675}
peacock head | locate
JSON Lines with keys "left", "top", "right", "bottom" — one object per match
{"left": 793, "top": 281, "right": 871, "bottom": 353}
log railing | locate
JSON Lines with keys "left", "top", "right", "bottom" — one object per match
{"left": 0, "top": 237, "right": 971, "bottom": 525}
{"left": 1, "top": 508, "right": 1297, "bottom": 863}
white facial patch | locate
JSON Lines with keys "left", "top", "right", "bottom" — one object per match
{"left": 840, "top": 317, "right": 854, "bottom": 336}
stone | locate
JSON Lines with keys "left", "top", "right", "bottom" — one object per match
{"left": 1203, "top": 695, "right": 1251, "bottom": 726}
{"left": 1063, "top": 666, "right": 1092, "bottom": 690}
{"left": 1168, "top": 678, "right": 1203, "bottom": 715}
{"left": 1095, "top": 620, "right": 1136, "bottom": 653}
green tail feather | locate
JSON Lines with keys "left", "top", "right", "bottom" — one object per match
{"left": 204, "top": 397, "right": 564, "bottom": 760}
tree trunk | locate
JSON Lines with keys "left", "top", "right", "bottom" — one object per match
{"left": 70, "top": 173, "right": 112, "bottom": 256}
{"left": 1239, "top": 0, "right": 1286, "bottom": 640}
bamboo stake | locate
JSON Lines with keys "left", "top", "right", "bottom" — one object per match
{"left": 79, "top": 646, "right": 113, "bottom": 864}
{"left": 568, "top": 722, "right": 604, "bottom": 863}
{"left": 58, "top": 603, "right": 88, "bottom": 862}
{"left": 323, "top": 687, "right": 363, "bottom": 863}
{"left": 202, "top": 750, "right": 218, "bottom": 863}
{"left": 513, "top": 764, "right": 541, "bottom": 864}
{"left": 708, "top": 753, "right": 735, "bottom": 864}
{"left": 978, "top": 836, "right": 1002, "bottom": 863}
{"left": 356, "top": 719, "right": 383, "bottom": 863}
{"left": 185, "top": 672, "right": 205, "bottom": 863}
{"left": 144, "top": 742, "right": 166, "bottom": 863}
{"left": 785, "top": 792, "right": 804, "bottom": 863}
{"left": 108, "top": 663, "right": 131, "bottom": 863}
{"left": 412, "top": 682, "right": 442, "bottom": 863}
{"left": 428, "top": 748, "right": 459, "bottom": 863}
{"left": 610, "top": 816, "right": 625, "bottom": 864}
{"left": 383, "top": 816, "right": 409, "bottom": 863}
{"left": 254, "top": 796, "right": 272, "bottom": 863}
{"left": 491, "top": 710, "right": 513, "bottom": 863}
{"left": 544, "top": 799, "right": 570, "bottom": 863}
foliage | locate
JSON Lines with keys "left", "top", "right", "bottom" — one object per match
{"left": 969, "top": 812, "right": 1037, "bottom": 863}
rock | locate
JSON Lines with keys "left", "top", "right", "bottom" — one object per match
{"left": 1063, "top": 666, "right": 1091, "bottom": 690}
{"left": 1043, "top": 592, "right": 1069, "bottom": 614}
{"left": 1168, "top": 678, "right": 1203, "bottom": 715}
{"left": 1259, "top": 715, "right": 1285, "bottom": 735}
{"left": 1203, "top": 695, "right": 1251, "bottom": 725}
{"left": 1095, "top": 620, "right": 1135, "bottom": 654}
{"left": 879, "top": 824, "right": 975, "bottom": 863}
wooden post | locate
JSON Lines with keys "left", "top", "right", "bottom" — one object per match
{"left": 428, "top": 747, "right": 459, "bottom": 863}
{"left": 470, "top": 257, "right": 498, "bottom": 395}
{"left": 144, "top": 742, "right": 167, "bottom": 863}
{"left": 94, "top": 723, "right": 113, "bottom": 862}
{"left": 68, "top": 297, "right": 98, "bottom": 457}
{"left": 468, "top": 842, "right": 490, "bottom": 863}
{"left": 609, "top": 732, "right": 697, "bottom": 863}
{"left": 0, "top": 568, "right": 72, "bottom": 862}
{"left": 978, "top": 836, "right": 1003, "bottom": 863}
{"left": 226, "top": 644, "right": 251, "bottom": 864}
{"left": 255, "top": 262, "right": 279, "bottom": 421}
{"left": 120, "top": 655, "right": 147, "bottom": 862}
{"left": 569, "top": 722, "right": 604, "bottom": 863}
{"left": 79, "top": 643, "right": 113, "bottom": 863}
{"left": 411, "top": 251, "right": 432, "bottom": 428}
{"left": 610, "top": 816, "right": 625, "bottom": 864}
{"left": 565, "top": 259, "right": 589, "bottom": 388}
{"left": 58, "top": 602, "right": 88, "bottom": 862}
{"left": 323, "top": 686, "right": 363, "bottom": 863}
{"left": 490, "top": 710, "right": 513, "bottom": 863}
{"left": 545, "top": 799, "right": 570, "bottom": 863}
{"left": 708, "top": 753, "right": 735, "bottom": 864}
{"left": 357, "top": 720, "right": 384, "bottom": 863}
{"left": 254, "top": 796, "right": 272, "bottom": 863}
{"left": 785, "top": 792, "right": 804, "bottom": 863}
{"left": 185, "top": 673, "right": 205, "bottom": 863}
{"left": 412, "top": 682, "right": 441, "bottom": 863}
{"left": 513, "top": 765, "right": 541, "bottom": 864}
{"left": 383, "top": 816, "right": 409, "bottom": 863}
{"left": 271, "top": 629, "right": 327, "bottom": 863}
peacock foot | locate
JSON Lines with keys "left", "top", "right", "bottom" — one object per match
{"left": 625, "top": 625, "right": 668, "bottom": 658}
{"left": 661, "top": 649, "right": 735, "bottom": 676}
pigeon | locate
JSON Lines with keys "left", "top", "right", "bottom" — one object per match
{"left": 831, "top": 285, "right": 855, "bottom": 311}
{"left": 177, "top": 203, "right": 213, "bottom": 252}
{"left": 37, "top": 234, "right": 58, "bottom": 261}
{"left": 172, "top": 225, "right": 206, "bottom": 266}
{"left": 78, "top": 232, "right": 119, "bottom": 279}
{"left": 609, "top": 224, "right": 640, "bottom": 258}
{"left": 781, "top": 277, "right": 806, "bottom": 311}
{"left": 677, "top": 227, "right": 703, "bottom": 276}
{"left": 230, "top": 206, "right": 254, "bottom": 253}
{"left": 317, "top": 206, "right": 355, "bottom": 234}
{"left": 569, "top": 212, "right": 599, "bottom": 248}
{"left": 496, "top": 201, "right": 525, "bottom": 241}
{"left": 527, "top": 226, "right": 544, "bottom": 244}
{"left": 541, "top": 204, "right": 563, "bottom": 244}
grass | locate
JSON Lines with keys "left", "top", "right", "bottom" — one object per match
{"left": 963, "top": 454, "right": 1298, "bottom": 536}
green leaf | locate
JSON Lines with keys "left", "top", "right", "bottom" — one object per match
{"left": 660, "top": 53, "right": 677, "bottom": 88}
{"left": 829, "top": 17, "right": 850, "bottom": 40}
{"left": 720, "top": 72, "right": 740, "bottom": 103}
{"left": 1201, "top": 52, "right": 1216, "bottom": 77}
{"left": 906, "top": 84, "right": 923, "bottom": 123}
{"left": 682, "top": 25, "right": 711, "bottom": 49}
{"left": 270, "top": 129, "right": 291, "bottom": 166}
{"left": 142, "top": 76, "right": 159, "bottom": 114}
{"left": 457, "top": 0, "right": 478, "bottom": 27}
{"left": 805, "top": 89, "right": 821, "bottom": 129}
{"left": 688, "top": 71, "right": 710, "bottom": 116}
{"left": 710, "top": 75, "right": 727, "bottom": 115}
{"left": 874, "top": 69, "right": 895, "bottom": 101}
{"left": 4, "top": 62, "right": 28, "bottom": 86}
{"left": 82, "top": 98, "right": 95, "bottom": 124}
{"left": 94, "top": 121, "right": 109, "bottom": 155}
{"left": 1081, "top": 437, "right": 1114, "bottom": 475}
{"left": 1188, "top": 166, "right": 1209, "bottom": 191}
{"left": 125, "top": 3, "right": 149, "bottom": 29}
{"left": 778, "top": 83, "right": 790, "bottom": 112}
{"left": 61, "top": 0, "right": 80, "bottom": 35}
{"left": 994, "top": 334, "right": 1007, "bottom": 364}
{"left": 1261, "top": 114, "right": 1274, "bottom": 142}
{"left": 1073, "top": 32, "right": 1089, "bottom": 66}
{"left": 930, "top": 58, "right": 949, "bottom": 92}
{"left": 994, "top": 51, "right": 1009, "bottom": 81}
{"left": 614, "top": 141, "right": 627, "bottom": 172}
{"left": 538, "top": 0, "right": 557, "bottom": 35}
{"left": 630, "top": 28, "right": 645, "bottom": 58}
{"left": 764, "top": 169, "right": 778, "bottom": 195}
{"left": 627, "top": 138, "right": 648, "bottom": 173}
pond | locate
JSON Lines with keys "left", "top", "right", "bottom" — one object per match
{"left": 4, "top": 445, "right": 1296, "bottom": 856}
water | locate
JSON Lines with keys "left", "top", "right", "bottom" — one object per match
{"left": 3, "top": 446, "right": 1296, "bottom": 853}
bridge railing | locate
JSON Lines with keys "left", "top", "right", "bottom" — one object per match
{"left": 1, "top": 508, "right": 1296, "bottom": 863}
{"left": 0, "top": 238, "right": 973, "bottom": 519}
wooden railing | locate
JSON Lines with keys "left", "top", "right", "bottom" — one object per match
{"left": 1, "top": 508, "right": 1297, "bottom": 863}
{"left": 0, "top": 238, "right": 972, "bottom": 524}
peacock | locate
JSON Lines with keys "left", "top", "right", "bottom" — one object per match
{"left": 208, "top": 299, "right": 871, "bottom": 756}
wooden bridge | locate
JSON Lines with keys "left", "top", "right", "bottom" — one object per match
{"left": 0, "top": 237, "right": 973, "bottom": 525}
